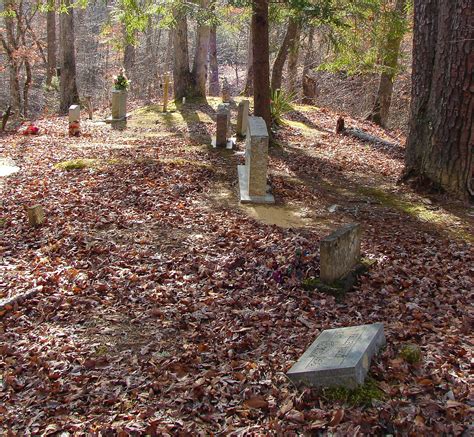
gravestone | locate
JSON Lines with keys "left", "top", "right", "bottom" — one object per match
{"left": 212, "top": 104, "right": 234, "bottom": 149}
{"left": 236, "top": 100, "right": 249, "bottom": 137}
{"left": 107, "top": 89, "right": 128, "bottom": 129}
{"left": 237, "top": 116, "right": 275, "bottom": 204}
{"left": 320, "top": 223, "right": 361, "bottom": 283}
{"left": 68, "top": 105, "right": 80, "bottom": 136}
{"left": 222, "top": 79, "right": 231, "bottom": 103}
{"left": 287, "top": 323, "right": 385, "bottom": 388}
{"left": 27, "top": 205, "right": 45, "bottom": 227}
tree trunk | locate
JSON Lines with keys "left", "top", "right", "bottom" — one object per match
{"left": 242, "top": 24, "right": 253, "bottom": 96}
{"left": 124, "top": 43, "right": 135, "bottom": 78}
{"left": 190, "top": 0, "right": 211, "bottom": 99}
{"left": 3, "top": 0, "right": 21, "bottom": 114}
{"left": 367, "top": 0, "right": 407, "bottom": 127}
{"left": 302, "top": 27, "right": 317, "bottom": 104}
{"left": 404, "top": 0, "right": 473, "bottom": 199}
{"left": 287, "top": 24, "right": 301, "bottom": 96}
{"left": 172, "top": 11, "right": 190, "bottom": 100}
{"left": 252, "top": 0, "right": 271, "bottom": 129}
{"left": 59, "top": 0, "right": 79, "bottom": 114}
{"left": 270, "top": 17, "right": 298, "bottom": 92}
{"left": 208, "top": 26, "right": 220, "bottom": 96}
{"left": 46, "top": 3, "right": 57, "bottom": 86}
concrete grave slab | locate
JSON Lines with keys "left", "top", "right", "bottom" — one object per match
{"left": 287, "top": 323, "right": 385, "bottom": 388}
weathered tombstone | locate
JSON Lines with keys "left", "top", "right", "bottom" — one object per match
{"left": 320, "top": 223, "right": 361, "bottom": 283}
{"left": 68, "top": 105, "right": 80, "bottom": 136}
{"left": 27, "top": 205, "right": 45, "bottom": 227}
{"left": 287, "top": 323, "right": 386, "bottom": 388}
{"left": 236, "top": 100, "right": 249, "bottom": 137}
{"left": 222, "top": 78, "right": 231, "bottom": 103}
{"left": 212, "top": 104, "right": 234, "bottom": 149}
{"left": 237, "top": 116, "right": 275, "bottom": 204}
{"left": 108, "top": 89, "right": 128, "bottom": 129}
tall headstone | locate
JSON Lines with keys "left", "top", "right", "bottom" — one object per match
{"left": 237, "top": 116, "right": 275, "bottom": 204}
{"left": 287, "top": 323, "right": 386, "bottom": 388}
{"left": 212, "top": 104, "right": 233, "bottom": 149}
{"left": 222, "top": 78, "right": 231, "bottom": 103}
{"left": 109, "top": 90, "right": 128, "bottom": 129}
{"left": 68, "top": 105, "right": 80, "bottom": 137}
{"left": 236, "top": 100, "right": 249, "bottom": 137}
{"left": 320, "top": 223, "right": 361, "bottom": 283}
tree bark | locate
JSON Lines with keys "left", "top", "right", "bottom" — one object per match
{"left": 190, "top": 0, "right": 211, "bottom": 99}
{"left": 367, "top": 0, "right": 407, "bottom": 127}
{"left": 46, "top": 2, "right": 57, "bottom": 86}
{"left": 242, "top": 24, "right": 253, "bottom": 96}
{"left": 124, "top": 43, "right": 135, "bottom": 78}
{"left": 172, "top": 10, "right": 190, "bottom": 100}
{"left": 59, "top": 0, "right": 79, "bottom": 114}
{"left": 208, "top": 26, "right": 220, "bottom": 96}
{"left": 404, "top": 0, "right": 473, "bottom": 199}
{"left": 287, "top": 23, "right": 301, "bottom": 95}
{"left": 2, "top": 0, "right": 22, "bottom": 114}
{"left": 252, "top": 0, "right": 271, "bottom": 129}
{"left": 270, "top": 17, "right": 298, "bottom": 92}
{"left": 302, "top": 27, "right": 316, "bottom": 104}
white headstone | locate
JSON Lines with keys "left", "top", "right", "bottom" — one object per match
{"left": 237, "top": 100, "right": 249, "bottom": 137}
{"left": 68, "top": 105, "right": 80, "bottom": 123}
{"left": 237, "top": 116, "right": 275, "bottom": 204}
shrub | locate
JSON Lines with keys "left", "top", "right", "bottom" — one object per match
{"left": 270, "top": 88, "right": 295, "bottom": 127}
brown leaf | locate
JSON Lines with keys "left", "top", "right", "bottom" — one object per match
{"left": 328, "top": 409, "right": 344, "bottom": 427}
{"left": 244, "top": 396, "right": 268, "bottom": 410}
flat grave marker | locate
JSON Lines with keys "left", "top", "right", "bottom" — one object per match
{"left": 287, "top": 323, "right": 386, "bottom": 388}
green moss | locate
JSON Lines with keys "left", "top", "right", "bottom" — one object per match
{"left": 323, "top": 378, "right": 384, "bottom": 407}
{"left": 0, "top": 218, "right": 6, "bottom": 228}
{"left": 358, "top": 186, "right": 473, "bottom": 242}
{"left": 54, "top": 158, "right": 97, "bottom": 170}
{"left": 399, "top": 344, "right": 422, "bottom": 364}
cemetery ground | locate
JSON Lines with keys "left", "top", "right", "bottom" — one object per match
{"left": 0, "top": 98, "right": 472, "bottom": 435}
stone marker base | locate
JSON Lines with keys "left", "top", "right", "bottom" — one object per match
{"left": 238, "top": 165, "right": 275, "bottom": 204}
{"left": 302, "top": 258, "right": 375, "bottom": 300}
{"left": 287, "top": 323, "right": 386, "bottom": 389}
{"left": 212, "top": 137, "right": 235, "bottom": 150}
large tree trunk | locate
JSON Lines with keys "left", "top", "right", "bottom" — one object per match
{"left": 172, "top": 11, "right": 190, "bottom": 100}
{"left": 252, "top": 0, "right": 271, "bottom": 129}
{"left": 287, "top": 24, "right": 301, "bottom": 96}
{"left": 208, "top": 26, "right": 219, "bottom": 96}
{"left": 2, "top": 0, "right": 22, "bottom": 114}
{"left": 270, "top": 17, "right": 298, "bottom": 92}
{"left": 124, "top": 43, "right": 135, "bottom": 78}
{"left": 242, "top": 24, "right": 253, "bottom": 96}
{"left": 59, "top": 0, "right": 79, "bottom": 114}
{"left": 46, "top": 3, "right": 57, "bottom": 86}
{"left": 190, "top": 0, "right": 211, "bottom": 99}
{"left": 404, "top": 0, "right": 473, "bottom": 199}
{"left": 367, "top": 0, "right": 407, "bottom": 127}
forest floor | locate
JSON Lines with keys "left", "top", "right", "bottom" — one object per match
{"left": 0, "top": 98, "right": 472, "bottom": 435}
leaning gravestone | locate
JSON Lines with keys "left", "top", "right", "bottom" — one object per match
{"left": 237, "top": 116, "right": 275, "bottom": 204}
{"left": 287, "top": 323, "right": 386, "bottom": 388}
{"left": 68, "top": 105, "right": 80, "bottom": 136}
{"left": 320, "top": 223, "right": 361, "bottom": 283}
{"left": 222, "top": 78, "right": 231, "bottom": 103}
{"left": 212, "top": 104, "right": 234, "bottom": 149}
{"left": 236, "top": 100, "right": 249, "bottom": 137}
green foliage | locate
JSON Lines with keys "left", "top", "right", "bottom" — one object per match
{"left": 399, "top": 344, "right": 422, "bottom": 364}
{"left": 54, "top": 159, "right": 97, "bottom": 171}
{"left": 318, "top": 0, "right": 410, "bottom": 76}
{"left": 323, "top": 378, "right": 384, "bottom": 407}
{"left": 270, "top": 89, "right": 295, "bottom": 127}
{"left": 43, "top": 76, "right": 60, "bottom": 93}
{"left": 113, "top": 70, "right": 130, "bottom": 91}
